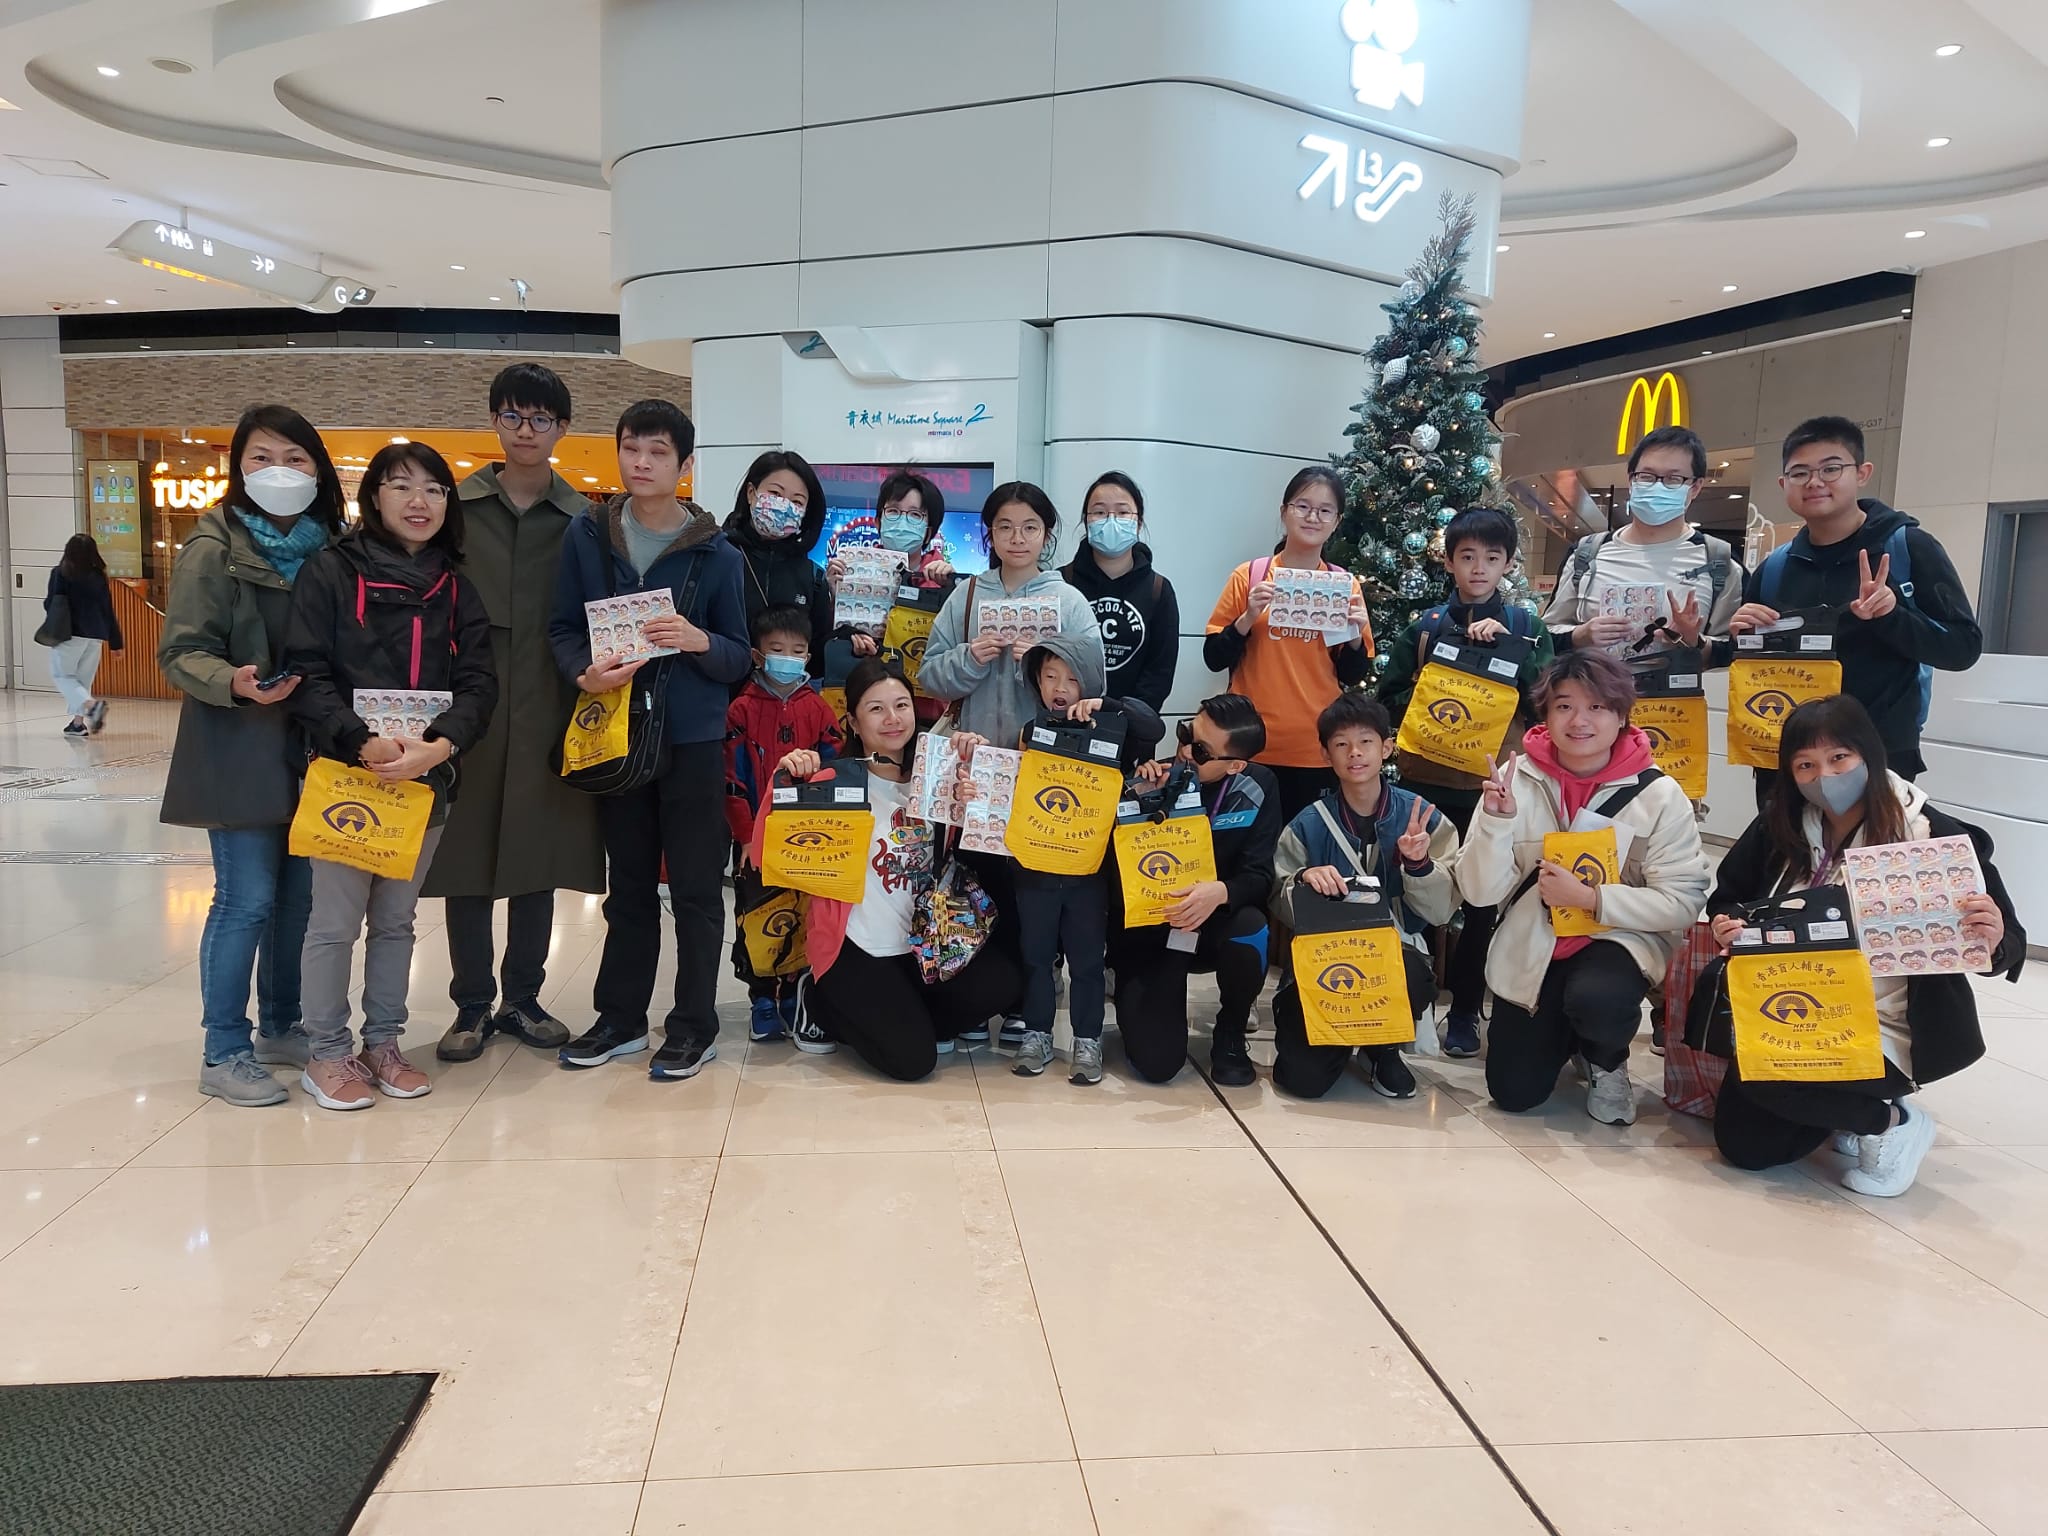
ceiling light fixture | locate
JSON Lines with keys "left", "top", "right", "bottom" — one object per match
{"left": 1905, "top": 229, "right": 1927, "bottom": 239}
{"left": 488, "top": 295, "right": 501, "bottom": 302}
{"left": 96, "top": 65, "right": 119, "bottom": 78}
{"left": 582, "top": 476, "right": 598, "bottom": 484}
{"left": 390, "top": 435, "right": 409, "bottom": 444}
{"left": 1496, "top": 243, "right": 1510, "bottom": 253}
{"left": 1542, "top": 332, "right": 1555, "bottom": 339}
{"left": 449, "top": 263, "right": 465, "bottom": 271}
{"left": 1934, "top": 43, "right": 1962, "bottom": 57}
{"left": 1902, "top": 306, "right": 1913, "bottom": 315}
{"left": 104, "top": 297, "right": 118, "bottom": 304}
{"left": 150, "top": 57, "right": 194, "bottom": 74}
{"left": 153, "top": 460, "right": 168, "bottom": 472}
{"left": 1721, "top": 284, "right": 1738, "bottom": 292}
{"left": 1926, "top": 136, "right": 1951, "bottom": 148}
{"left": 455, "top": 460, "right": 473, "bottom": 468}
{"left": 1702, "top": 349, "right": 1715, "bottom": 355}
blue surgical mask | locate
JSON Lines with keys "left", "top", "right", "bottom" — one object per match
{"left": 760, "top": 653, "right": 808, "bottom": 687}
{"left": 1628, "top": 481, "right": 1691, "bottom": 526}
{"left": 1087, "top": 515, "right": 1140, "bottom": 557}
{"left": 879, "top": 512, "right": 927, "bottom": 553}
{"left": 751, "top": 494, "right": 804, "bottom": 540}
{"left": 1799, "top": 761, "right": 1869, "bottom": 817}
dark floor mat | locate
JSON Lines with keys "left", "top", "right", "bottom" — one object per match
{"left": 0, "top": 1372, "right": 434, "bottom": 1536}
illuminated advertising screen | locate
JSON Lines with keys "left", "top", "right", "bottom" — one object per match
{"left": 811, "top": 462, "right": 995, "bottom": 571}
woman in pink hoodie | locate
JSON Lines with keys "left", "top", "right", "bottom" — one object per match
{"left": 1453, "top": 650, "right": 1709, "bottom": 1126}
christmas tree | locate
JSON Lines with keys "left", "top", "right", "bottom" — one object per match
{"left": 1328, "top": 192, "right": 1528, "bottom": 662}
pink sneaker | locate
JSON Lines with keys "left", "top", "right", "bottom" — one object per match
{"left": 301, "top": 1055, "right": 377, "bottom": 1111}
{"left": 360, "top": 1041, "right": 432, "bottom": 1099}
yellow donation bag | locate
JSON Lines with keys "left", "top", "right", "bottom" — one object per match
{"left": 1542, "top": 828, "right": 1620, "bottom": 938}
{"left": 760, "top": 762, "right": 875, "bottom": 904}
{"left": 1395, "top": 632, "right": 1531, "bottom": 778}
{"left": 1728, "top": 616, "right": 1841, "bottom": 769}
{"left": 1725, "top": 887, "right": 1885, "bottom": 1083}
{"left": 738, "top": 884, "right": 809, "bottom": 980}
{"left": 1628, "top": 649, "right": 1710, "bottom": 802}
{"left": 289, "top": 758, "right": 435, "bottom": 882}
{"left": 559, "top": 684, "right": 628, "bottom": 775}
{"left": 882, "top": 581, "right": 948, "bottom": 693}
{"left": 1005, "top": 716, "right": 1126, "bottom": 876}
{"left": 1289, "top": 884, "right": 1415, "bottom": 1048}
{"left": 1113, "top": 779, "right": 1219, "bottom": 927}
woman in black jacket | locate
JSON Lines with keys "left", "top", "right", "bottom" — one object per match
{"left": 45, "top": 534, "right": 124, "bottom": 735}
{"left": 283, "top": 442, "right": 497, "bottom": 1111}
{"left": 1702, "top": 695, "right": 2023, "bottom": 1197}
{"left": 722, "top": 449, "right": 835, "bottom": 676}
{"left": 1061, "top": 472, "right": 1179, "bottom": 713}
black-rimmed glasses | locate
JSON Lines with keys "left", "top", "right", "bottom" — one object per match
{"left": 495, "top": 409, "right": 559, "bottom": 435}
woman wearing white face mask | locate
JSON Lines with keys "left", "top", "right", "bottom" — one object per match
{"left": 1702, "top": 695, "right": 2023, "bottom": 1196}
{"left": 1060, "top": 472, "right": 1179, "bottom": 713}
{"left": 159, "top": 404, "right": 346, "bottom": 1108}
{"left": 721, "top": 449, "right": 834, "bottom": 679}
{"left": 1543, "top": 426, "right": 1743, "bottom": 660}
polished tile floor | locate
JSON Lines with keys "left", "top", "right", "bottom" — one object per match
{"left": 1, "top": 693, "right": 2043, "bottom": 1534}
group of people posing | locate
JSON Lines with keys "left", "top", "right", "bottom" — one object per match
{"left": 152, "top": 362, "right": 2024, "bottom": 1199}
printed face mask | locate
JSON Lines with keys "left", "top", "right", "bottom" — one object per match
{"left": 751, "top": 493, "right": 804, "bottom": 540}
{"left": 243, "top": 464, "right": 319, "bottom": 519}
{"left": 1628, "top": 480, "right": 1691, "bottom": 526}
{"left": 1087, "top": 515, "right": 1140, "bottom": 557}
{"left": 1799, "top": 761, "right": 1870, "bottom": 817}
{"left": 879, "top": 512, "right": 927, "bottom": 553}
{"left": 760, "top": 653, "right": 808, "bottom": 686}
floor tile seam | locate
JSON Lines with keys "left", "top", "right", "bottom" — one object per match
{"left": 636, "top": 1144, "right": 741, "bottom": 1491}
{"left": 0, "top": 1167, "right": 114, "bottom": 1267}
{"left": 1192, "top": 1064, "right": 1565, "bottom": 1536}
{"left": 421, "top": 1036, "right": 551, "bottom": 1166}
{"left": 1859, "top": 1432, "right": 2013, "bottom": 1536}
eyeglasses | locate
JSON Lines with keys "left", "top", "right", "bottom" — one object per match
{"left": 382, "top": 481, "right": 449, "bottom": 502}
{"left": 1629, "top": 472, "right": 1695, "bottom": 490}
{"left": 1176, "top": 719, "right": 1219, "bottom": 764}
{"left": 1782, "top": 460, "right": 1856, "bottom": 487}
{"left": 879, "top": 501, "right": 921, "bottom": 518}
{"left": 495, "top": 409, "right": 559, "bottom": 435}
{"left": 1286, "top": 500, "right": 1339, "bottom": 523}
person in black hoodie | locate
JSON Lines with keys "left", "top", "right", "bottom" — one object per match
{"left": 44, "top": 534, "right": 124, "bottom": 735}
{"left": 1701, "top": 695, "right": 2023, "bottom": 1197}
{"left": 1112, "top": 693, "right": 1282, "bottom": 1085}
{"left": 283, "top": 442, "right": 498, "bottom": 1111}
{"left": 1727, "top": 416, "right": 1982, "bottom": 801}
{"left": 1061, "top": 472, "right": 1180, "bottom": 712}
{"left": 722, "top": 449, "right": 836, "bottom": 677}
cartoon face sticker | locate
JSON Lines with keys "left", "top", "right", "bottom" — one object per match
{"left": 1927, "top": 921, "right": 1957, "bottom": 944}
{"left": 1882, "top": 848, "right": 1911, "bottom": 870}
{"left": 1896, "top": 897, "right": 1920, "bottom": 915}
{"left": 1930, "top": 947, "right": 1961, "bottom": 969}
{"left": 1865, "top": 927, "right": 1894, "bottom": 951}
{"left": 1898, "top": 949, "right": 1930, "bottom": 972}
{"left": 1916, "top": 870, "right": 1945, "bottom": 893}
{"left": 1862, "top": 899, "right": 1888, "bottom": 918}
{"left": 1947, "top": 867, "right": 1976, "bottom": 891}
{"left": 1885, "top": 873, "right": 1914, "bottom": 897}
{"left": 1961, "top": 942, "right": 1991, "bottom": 970}
{"left": 1854, "top": 877, "right": 1882, "bottom": 902}
{"left": 1869, "top": 952, "right": 1898, "bottom": 975}
{"left": 1894, "top": 925, "right": 1925, "bottom": 948}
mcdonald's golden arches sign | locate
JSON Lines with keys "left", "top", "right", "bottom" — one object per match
{"left": 1616, "top": 371, "right": 1690, "bottom": 455}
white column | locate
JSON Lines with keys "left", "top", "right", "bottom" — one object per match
{"left": 0, "top": 317, "right": 74, "bottom": 692}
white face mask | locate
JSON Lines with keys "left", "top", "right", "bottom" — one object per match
{"left": 243, "top": 464, "right": 319, "bottom": 519}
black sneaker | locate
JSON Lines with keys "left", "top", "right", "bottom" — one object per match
{"left": 495, "top": 997, "right": 570, "bottom": 1050}
{"left": 997, "top": 1015, "right": 1030, "bottom": 1050}
{"left": 1367, "top": 1046, "right": 1417, "bottom": 1099}
{"left": 789, "top": 972, "right": 836, "bottom": 1054}
{"left": 559, "top": 1018, "right": 650, "bottom": 1069}
{"left": 649, "top": 1035, "right": 718, "bottom": 1081}
{"left": 436, "top": 1003, "right": 496, "bottom": 1063}
{"left": 1209, "top": 1028, "right": 1255, "bottom": 1088}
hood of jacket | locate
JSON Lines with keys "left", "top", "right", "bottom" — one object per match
{"left": 1021, "top": 626, "right": 1109, "bottom": 702}
{"left": 1783, "top": 498, "right": 1915, "bottom": 569}
{"left": 330, "top": 527, "right": 455, "bottom": 591}
{"left": 723, "top": 491, "right": 826, "bottom": 558}
{"left": 1063, "top": 539, "right": 1156, "bottom": 594}
{"left": 606, "top": 495, "right": 720, "bottom": 568}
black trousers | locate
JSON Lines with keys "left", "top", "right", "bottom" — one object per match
{"left": 444, "top": 889, "right": 556, "bottom": 1012}
{"left": 810, "top": 940, "right": 1025, "bottom": 1081}
{"left": 591, "top": 742, "right": 725, "bottom": 1044}
{"left": 1015, "top": 870, "right": 1109, "bottom": 1040}
{"left": 1267, "top": 764, "right": 1337, "bottom": 827}
{"left": 1714, "top": 1057, "right": 1911, "bottom": 1171}
{"left": 1111, "top": 904, "right": 1270, "bottom": 1083}
{"left": 1272, "top": 945, "right": 1437, "bottom": 1100}
{"left": 1485, "top": 940, "right": 1647, "bottom": 1112}
{"left": 1433, "top": 792, "right": 1496, "bottom": 1016}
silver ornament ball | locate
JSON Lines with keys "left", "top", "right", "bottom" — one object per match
{"left": 1410, "top": 423, "right": 1441, "bottom": 452}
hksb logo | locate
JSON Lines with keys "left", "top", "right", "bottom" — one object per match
{"left": 322, "top": 801, "right": 380, "bottom": 835}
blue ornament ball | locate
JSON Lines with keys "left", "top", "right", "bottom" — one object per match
{"left": 1463, "top": 392, "right": 1485, "bottom": 412}
{"left": 1374, "top": 545, "right": 1397, "bottom": 570}
{"left": 1471, "top": 454, "right": 1494, "bottom": 475}
{"left": 1402, "top": 530, "right": 1428, "bottom": 554}
{"left": 1445, "top": 336, "right": 1470, "bottom": 359}
{"left": 1436, "top": 507, "right": 1456, "bottom": 525}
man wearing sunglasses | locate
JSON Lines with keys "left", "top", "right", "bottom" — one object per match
{"left": 1727, "top": 415, "right": 1981, "bottom": 800}
{"left": 426, "top": 363, "right": 606, "bottom": 1064}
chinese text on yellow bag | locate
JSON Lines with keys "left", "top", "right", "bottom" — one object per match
{"left": 761, "top": 767, "right": 874, "bottom": 903}
{"left": 1114, "top": 795, "right": 1218, "bottom": 927}
{"left": 1728, "top": 621, "right": 1841, "bottom": 769}
{"left": 882, "top": 584, "right": 945, "bottom": 692}
{"left": 289, "top": 759, "right": 435, "bottom": 882}
{"left": 1726, "top": 890, "right": 1883, "bottom": 1082}
{"left": 1289, "top": 886, "right": 1414, "bottom": 1048}
{"left": 1395, "top": 635, "right": 1528, "bottom": 777}
{"left": 1542, "top": 828, "right": 1619, "bottom": 938}
{"left": 1627, "top": 650, "right": 1709, "bottom": 801}
{"left": 559, "top": 685, "right": 628, "bottom": 776}
{"left": 1004, "top": 722, "right": 1125, "bottom": 876}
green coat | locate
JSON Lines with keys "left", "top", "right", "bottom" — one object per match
{"left": 422, "top": 464, "right": 604, "bottom": 899}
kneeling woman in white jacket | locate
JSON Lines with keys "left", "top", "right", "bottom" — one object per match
{"left": 1456, "top": 649, "right": 1709, "bottom": 1125}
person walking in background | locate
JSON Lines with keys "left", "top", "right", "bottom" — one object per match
{"left": 428, "top": 364, "right": 606, "bottom": 1064}
{"left": 1202, "top": 466, "right": 1375, "bottom": 825}
{"left": 159, "top": 404, "right": 345, "bottom": 1108}
{"left": 44, "top": 534, "right": 124, "bottom": 736}
{"left": 1061, "top": 472, "right": 1180, "bottom": 713}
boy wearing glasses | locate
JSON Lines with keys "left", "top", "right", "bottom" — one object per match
{"left": 1544, "top": 425, "right": 1741, "bottom": 658}
{"left": 1727, "top": 415, "right": 1981, "bottom": 795}
{"left": 426, "top": 363, "right": 606, "bottom": 1064}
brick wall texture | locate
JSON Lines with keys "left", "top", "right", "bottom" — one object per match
{"left": 62, "top": 350, "right": 692, "bottom": 433}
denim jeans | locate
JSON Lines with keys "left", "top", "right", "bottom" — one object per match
{"left": 198, "top": 826, "right": 314, "bottom": 1065}
{"left": 47, "top": 636, "right": 101, "bottom": 716}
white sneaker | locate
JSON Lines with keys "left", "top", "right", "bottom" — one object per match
{"left": 1831, "top": 1131, "right": 1863, "bottom": 1158}
{"left": 1843, "top": 1102, "right": 1937, "bottom": 1198}
{"left": 1585, "top": 1063, "right": 1637, "bottom": 1126}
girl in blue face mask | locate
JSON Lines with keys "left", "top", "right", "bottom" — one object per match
{"left": 831, "top": 472, "right": 956, "bottom": 722}
{"left": 1059, "top": 471, "right": 1182, "bottom": 713}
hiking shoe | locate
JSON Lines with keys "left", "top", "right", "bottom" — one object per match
{"left": 957, "top": 1019, "right": 992, "bottom": 1044}
{"left": 1367, "top": 1046, "right": 1417, "bottom": 1100}
{"left": 998, "top": 1015, "right": 1030, "bottom": 1050}
{"left": 1844, "top": 1102, "right": 1937, "bottom": 1198}
{"left": 436, "top": 1004, "right": 495, "bottom": 1062}
{"left": 252, "top": 1028, "right": 313, "bottom": 1070}
{"left": 1208, "top": 1029, "right": 1254, "bottom": 1088}
{"left": 789, "top": 974, "right": 836, "bottom": 1054}
{"left": 1069, "top": 1037, "right": 1103, "bottom": 1085}
{"left": 650, "top": 1035, "right": 718, "bottom": 1081}
{"left": 1442, "top": 1009, "right": 1482, "bottom": 1058}
{"left": 1013, "top": 1029, "right": 1055, "bottom": 1076}
{"left": 198, "top": 1054, "right": 287, "bottom": 1108}
{"left": 301, "top": 1055, "right": 377, "bottom": 1111}
{"left": 360, "top": 1041, "right": 431, "bottom": 1099}
{"left": 559, "top": 1019, "right": 650, "bottom": 1069}
{"left": 495, "top": 998, "right": 570, "bottom": 1050}
{"left": 86, "top": 699, "right": 108, "bottom": 734}
{"left": 749, "top": 996, "right": 786, "bottom": 1043}
{"left": 1585, "top": 1062, "right": 1637, "bottom": 1126}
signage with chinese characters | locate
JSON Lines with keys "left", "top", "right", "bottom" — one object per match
{"left": 1298, "top": 135, "right": 1425, "bottom": 224}
{"left": 1616, "top": 371, "right": 1690, "bottom": 456}
{"left": 108, "top": 221, "right": 375, "bottom": 314}
{"left": 152, "top": 473, "right": 229, "bottom": 511}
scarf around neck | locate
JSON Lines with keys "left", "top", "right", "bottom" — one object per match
{"left": 234, "top": 506, "right": 329, "bottom": 583}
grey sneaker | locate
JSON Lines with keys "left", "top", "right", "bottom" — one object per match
{"left": 1585, "top": 1063, "right": 1638, "bottom": 1126}
{"left": 495, "top": 998, "right": 570, "bottom": 1050}
{"left": 252, "top": 1028, "right": 313, "bottom": 1070}
{"left": 198, "top": 1054, "right": 287, "bottom": 1108}
{"left": 1069, "top": 1037, "right": 1103, "bottom": 1086}
{"left": 1012, "top": 1029, "right": 1056, "bottom": 1077}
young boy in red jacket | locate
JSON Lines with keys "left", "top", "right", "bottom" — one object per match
{"left": 726, "top": 604, "right": 842, "bottom": 1039}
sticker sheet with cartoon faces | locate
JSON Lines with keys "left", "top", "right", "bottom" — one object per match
{"left": 584, "top": 593, "right": 680, "bottom": 665}
{"left": 352, "top": 689, "right": 453, "bottom": 741}
{"left": 974, "top": 598, "right": 1057, "bottom": 649}
{"left": 1266, "top": 568, "right": 1356, "bottom": 642}
{"left": 907, "top": 737, "right": 1021, "bottom": 855}
{"left": 836, "top": 545, "right": 910, "bottom": 636}
{"left": 1594, "top": 583, "right": 1665, "bottom": 651}
{"left": 1843, "top": 835, "right": 1988, "bottom": 975}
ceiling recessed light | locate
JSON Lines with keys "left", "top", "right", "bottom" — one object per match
{"left": 422, "top": 339, "right": 434, "bottom": 345}
{"left": 390, "top": 435, "right": 409, "bottom": 444}
{"left": 104, "top": 297, "right": 118, "bottom": 304}
{"left": 1926, "top": 136, "right": 1951, "bottom": 148}
{"left": 1496, "top": 243, "right": 1510, "bottom": 253}
{"left": 138, "top": 343, "right": 150, "bottom": 350}
{"left": 150, "top": 57, "right": 194, "bottom": 74}
{"left": 1934, "top": 43, "right": 1962, "bottom": 57}
{"left": 1542, "top": 332, "right": 1556, "bottom": 339}
{"left": 455, "top": 460, "right": 473, "bottom": 468}
{"left": 488, "top": 295, "right": 501, "bottom": 302}
{"left": 1721, "top": 284, "right": 1738, "bottom": 293}
{"left": 1701, "top": 349, "right": 1715, "bottom": 355}
{"left": 548, "top": 456, "right": 560, "bottom": 464}
{"left": 153, "top": 460, "right": 168, "bottom": 472}
{"left": 1905, "top": 229, "right": 1927, "bottom": 239}
{"left": 96, "top": 65, "right": 119, "bottom": 77}
{"left": 1728, "top": 492, "right": 1743, "bottom": 499}
{"left": 1902, "top": 306, "right": 1913, "bottom": 315}
{"left": 449, "top": 263, "right": 465, "bottom": 271}
{"left": 582, "top": 475, "right": 598, "bottom": 484}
